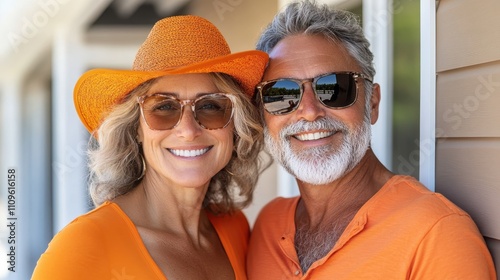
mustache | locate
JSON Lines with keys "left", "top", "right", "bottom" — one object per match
{"left": 278, "top": 117, "right": 349, "bottom": 139}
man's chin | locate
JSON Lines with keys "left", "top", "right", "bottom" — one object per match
{"left": 280, "top": 157, "right": 348, "bottom": 185}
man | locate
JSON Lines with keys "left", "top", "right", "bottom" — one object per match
{"left": 247, "top": 1, "right": 496, "bottom": 279}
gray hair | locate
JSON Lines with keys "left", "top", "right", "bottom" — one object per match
{"left": 87, "top": 73, "right": 265, "bottom": 214}
{"left": 256, "top": 0, "right": 375, "bottom": 79}
{"left": 256, "top": 0, "right": 375, "bottom": 110}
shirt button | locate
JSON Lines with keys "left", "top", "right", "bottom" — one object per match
{"left": 294, "top": 270, "right": 300, "bottom": 276}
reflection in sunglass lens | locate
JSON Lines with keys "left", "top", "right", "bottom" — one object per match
{"left": 260, "top": 73, "right": 358, "bottom": 115}
{"left": 261, "top": 80, "right": 301, "bottom": 115}
{"left": 317, "top": 74, "right": 355, "bottom": 108}
{"left": 141, "top": 94, "right": 233, "bottom": 130}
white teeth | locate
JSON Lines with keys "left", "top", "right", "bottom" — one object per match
{"left": 295, "top": 131, "right": 334, "bottom": 141}
{"left": 169, "top": 148, "right": 210, "bottom": 157}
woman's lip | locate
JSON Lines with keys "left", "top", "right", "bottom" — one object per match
{"left": 167, "top": 146, "right": 212, "bottom": 157}
{"left": 293, "top": 131, "right": 335, "bottom": 141}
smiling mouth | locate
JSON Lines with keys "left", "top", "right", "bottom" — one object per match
{"left": 168, "top": 147, "right": 211, "bottom": 157}
{"left": 294, "top": 131, "right": 335, "bottom": 141}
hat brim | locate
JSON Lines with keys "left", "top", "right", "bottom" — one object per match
{"left": 74, "top": 50, "right": 268, "bottom": 134}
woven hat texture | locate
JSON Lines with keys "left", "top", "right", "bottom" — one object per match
{"left": 74, "top": 15, "right": 268, "bottom": 134}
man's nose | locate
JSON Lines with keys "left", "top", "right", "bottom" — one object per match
{"left": 294, "top": 83, "right": 326, "bottom": 121}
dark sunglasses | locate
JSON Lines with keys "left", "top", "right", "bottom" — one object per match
{"left": 257, "top": 72, "right": 372, "bottom": 115}
{"left": 137, "top": 93, "right": 234, "bottom": 130}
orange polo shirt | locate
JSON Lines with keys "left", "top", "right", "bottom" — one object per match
{"left": 247, "top": 175, "right": 496, "bottom": 279}
{"left": 32, "top": 201, "right": 249, "bottom": 279}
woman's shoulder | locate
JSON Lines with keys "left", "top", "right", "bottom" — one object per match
{"left": 31, "top": 202, "right": 127, "bottom": 279}
{"left": 46, "top": 202, "right": 127, "bottom": 250}
{"left": 207, "top": 209, "right": 250, "bottom": 233}
{"left": 62, "top": 201, "right": 126, "bottom": 233}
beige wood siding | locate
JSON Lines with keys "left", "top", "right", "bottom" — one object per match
{"left": 436, "top": 139, "right": 500, "bottom": 239}
{"left": 436, "top": 0, "right": 500, "bottom": 274}
{"left": 487, "top": 238, "right": 500, "bottom": 274}
{"left": 436, "top": 63, "right": 500, "bottom": 138}
{"left": 437, "top": 0, "right": 500, "bottom": 72}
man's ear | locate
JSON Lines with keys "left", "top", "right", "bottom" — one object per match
{"left": 369, "top": 83, "right": 381, "bottom": 125}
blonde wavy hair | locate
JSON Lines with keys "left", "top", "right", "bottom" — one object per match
{"left": 87, "top": 73, "right": 265, "bottom": 214}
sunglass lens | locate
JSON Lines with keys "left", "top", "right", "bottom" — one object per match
{"left": 316, "top": 73, "right": 355, "bottom": 108}
{"left": 194, "top": 95, "right": 233, "bottom": 129}
{"left": 143, "top": 96, "right": 181, "bottom": 130}
{"left": 261, "top": 80, "right": 301, "bottom": 114}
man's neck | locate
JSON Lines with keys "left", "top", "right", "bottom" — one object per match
{"left": 295, "top": 149, "right": 393, "bottom": 227}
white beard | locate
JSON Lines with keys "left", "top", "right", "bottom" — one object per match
{"left": 264, "top": 115, "right": 371, "bottom": 185}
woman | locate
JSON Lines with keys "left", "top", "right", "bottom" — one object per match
{"left": 32, "top": 15, "right": 268, "bottom": 280}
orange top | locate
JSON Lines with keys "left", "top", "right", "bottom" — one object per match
{"left": 32, "top": 201, "right": 249, "bottom": 279}
{"left": 247, "top": 176, "right": 497, "bottom": 279}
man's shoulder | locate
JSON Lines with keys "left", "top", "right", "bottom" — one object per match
{"left": 253, "top": 196, "right": 299, "bottom": 227}
{"left": 380, "top": 175, "right": 470, "bottom": 218}
{"left": 260, "top": 196, "right": 299, "bottom": 214}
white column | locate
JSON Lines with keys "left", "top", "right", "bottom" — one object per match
{"left": 419, "top": 0, "right": 436, "bottom": 191}
{"left": 363, "top": 0, "right": 394, "bottom": 170}
{"left": 0, "top": 80, "right": 28, "bottom": 280}
{"left": 52, "top": 28, "right": 90, "bottom": 232}
{"left": 23, "top": 78, "right": 53, "bottom": 272}
{"left": 0, "top": 82, "right": 22, "bottom": 193}
{"left": 0, "top": 82, "right": 22, "bottom": 200}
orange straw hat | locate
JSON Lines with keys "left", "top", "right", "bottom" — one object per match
{"left": 74, "top": 15, "right": 268, "bottom": 134}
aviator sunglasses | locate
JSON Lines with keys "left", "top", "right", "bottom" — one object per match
{"left": 257, "top": 72, "right": 372, "bottom": 115}
{"left": 137, "top": 93, "right": 235, "bottom": 130}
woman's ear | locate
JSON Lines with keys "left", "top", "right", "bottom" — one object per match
{"left": 137, "top": 121, "right": 144, "bottom": 144}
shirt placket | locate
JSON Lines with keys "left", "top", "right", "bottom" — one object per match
{"left": 302, "top": 215, "right": 368, "bottom": 279}
{"left": 279, "top": 232, "right": 303, "bottom": 278}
